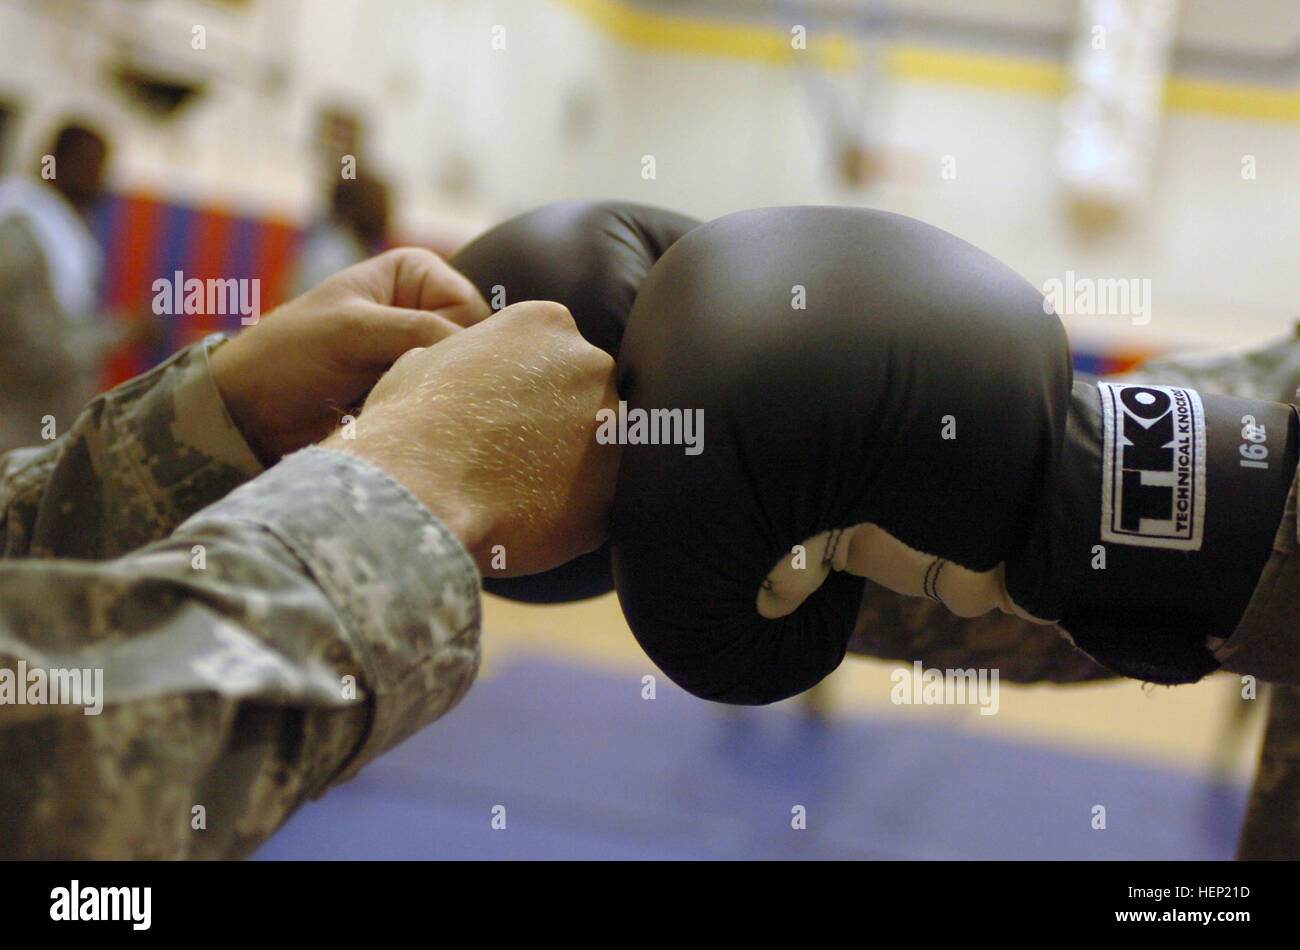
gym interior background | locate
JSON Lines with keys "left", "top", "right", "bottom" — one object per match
{"left": 1, "top": 0, "right": 1296, "bottom": 858}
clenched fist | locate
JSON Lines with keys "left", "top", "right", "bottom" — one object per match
{"left": 323, "top": 300, "right": 621, "bottom": 576}
{"left": 211, "top": 247, "right": 491, "bottom": 464}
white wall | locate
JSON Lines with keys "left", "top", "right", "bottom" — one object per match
{"left": 0, "top": 0, "right": 1295, "bottom": 345}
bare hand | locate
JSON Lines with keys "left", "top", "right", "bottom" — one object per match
{"left": 322, "top": 300, "right": 621, "bottom": 576}
{"left": 210, "top": 248, "right": 491, "bottom": 464}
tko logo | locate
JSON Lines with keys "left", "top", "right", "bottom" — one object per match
{"left": 1098, "top": 382, "right": 1206, "bottom": 550}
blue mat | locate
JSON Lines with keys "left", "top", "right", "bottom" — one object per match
{"left": 254, "top": 655, "right": 1247, "bottom": 860}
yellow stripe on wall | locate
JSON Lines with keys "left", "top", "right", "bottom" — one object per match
{"left": 1164, "top": 76, "right": 1300, "bottom": 123}
{"left": 557, "top": 0, "right": 853, "bottom": 68}
{"left": 550, "top": 0, "right": 1300, "bottom": 123}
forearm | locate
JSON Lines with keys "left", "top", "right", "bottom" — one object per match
{"left": 0, "top": 448, "right": 482, "bottom": 859}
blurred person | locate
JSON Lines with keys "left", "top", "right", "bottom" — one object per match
{"left": 290, "top": 171, "right": 391, "bottom": 296}
{"left": 0, "top": 247, "right": 619, "bottom": 859}
{"left": 0, "top": 122, "right": 114, "bottom": 452}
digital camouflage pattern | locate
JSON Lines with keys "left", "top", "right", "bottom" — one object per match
{"left": 848, "top": 586, "right": 1113, "bottom": 684}
{"left": 0, "top": 336, "right": 481, "bottom": 858}
{"left": 848, "top": 325, "right": 1300, "bottom": 859}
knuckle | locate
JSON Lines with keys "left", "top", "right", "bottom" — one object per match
{"left": 530, "top": 300, "right": 576, "bottom": 327}
{"left": 387, "top": 348, "right": 423, "bottom": 375}
{"left": 385, "top": 245, "right": 434, "bottom": 265}
{"left": 584, "top": 345, "right": 616, "bottom": 375}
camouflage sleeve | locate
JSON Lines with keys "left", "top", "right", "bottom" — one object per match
{"left": 1113, "top": 327, "right": 1300, "bottom": 403}
{"left": 0, "top": 335, "right": 264, "bottom": 561}
{"left": 0, "top": 446, "right": 482, "bottom": 859}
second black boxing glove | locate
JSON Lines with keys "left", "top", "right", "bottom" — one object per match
{"left": 609, "top": 206, "right": 1297, "bottom": 702}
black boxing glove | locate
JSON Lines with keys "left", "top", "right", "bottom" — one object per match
{"left": 448, "top": 200, "right": 700, "bottom": 602}
{"left": 610, "top": 206, "right": 1298, "bottom": 702}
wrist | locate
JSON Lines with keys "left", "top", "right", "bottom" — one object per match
{"left": 209, "top": 338, "right": 276, "bottom": 467}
